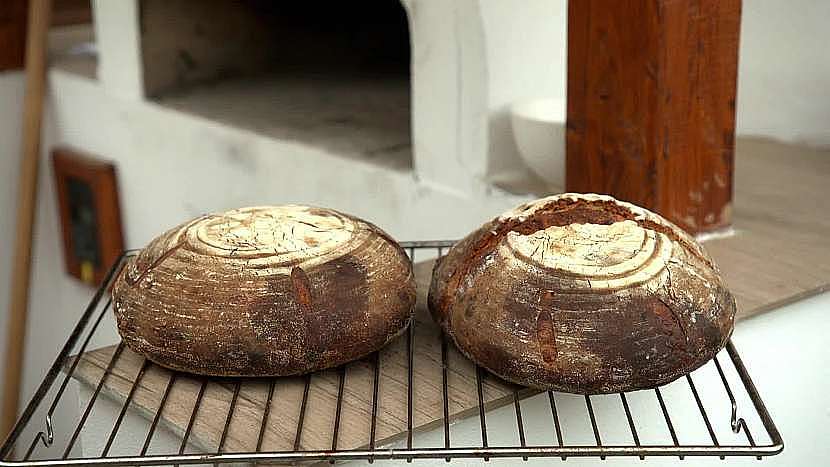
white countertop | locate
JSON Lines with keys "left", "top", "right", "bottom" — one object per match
{"left": 348, "top": 292, "right": 830, "bottom": 466}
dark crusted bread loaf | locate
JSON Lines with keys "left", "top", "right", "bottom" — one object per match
{"left": 428, "top": 193, "right": 735, "bottom": 394}
{"left": 112, "top": 205, "right": 415, "bottom": 377}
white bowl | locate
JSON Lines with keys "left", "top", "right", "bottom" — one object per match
{"left": 510, "top": 97, "right": 566, "bottom": 187}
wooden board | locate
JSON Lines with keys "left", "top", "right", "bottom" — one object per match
{"left": 67, "top": 138, "right": 830, "bottom": 459}
{"left": 566, "top": 0, "right": 741, "bottom": 234}
{"left": 67, "top": 259, "right": 534, "bottom": 458}
{"left": 703, "top": 138, "right": 830, "bottom": 316}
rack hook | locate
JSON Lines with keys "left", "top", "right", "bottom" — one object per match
{"left": 713, "top": 356, "right": 745, "bottom": 434}
{"left": 46, "top": 413, "right": 54, "bottom": 445}
{"left": 34, "top": 414, "right": 55, "bottom": 448}
{"left": 729, "top": 398, "right": 746, "bottom": 434}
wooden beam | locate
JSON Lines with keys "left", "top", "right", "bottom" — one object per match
{"left": 566, "top": 0, "right": 741, "bottom": 234}
{"left": 1, "top": 0, "right": 51, "bottom": 439}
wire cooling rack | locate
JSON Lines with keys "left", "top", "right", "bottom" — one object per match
{"left": 0, "top": 241, "right": 783, "bottom": 466}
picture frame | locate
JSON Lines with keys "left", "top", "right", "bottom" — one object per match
{"left": 52, "top": 147, "right": 124, "bottom": 285}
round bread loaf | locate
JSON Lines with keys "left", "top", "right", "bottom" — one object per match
{"left": 428, "top": 193, "right": 735, "bottom": 394}
{"left": 112, "top": 205, "right": 415, "bottom": 376}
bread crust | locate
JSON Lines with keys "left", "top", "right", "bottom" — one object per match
{"left": 112, "top": 205, "right": 415, "bottom": 376}
{"left": 428, "top": 193, "right": 735, "bottom": 394}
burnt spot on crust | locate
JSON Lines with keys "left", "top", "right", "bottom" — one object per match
{"left": 290, "top": 265, "right": 327, "bottom": 362}
{"left": 302, "top": 255, "right": 371, "bottom": 361}
{"left": 627, "top": 293, "right": 697, "bottom": 373}
{"left": 152, "top": 325, "right": 187, "bottom": 344}
{"left": 247, "top": 347, "right": 270, "bottom": 372}
{"left": 536, "top": 311, "right": 557, "bottom": 364}
{"left": 463, "top": 336, "right": 519, "bottom": 380}
{"left": 290, "top": 266, "right": 314, "bottom": 313}
{"left": 650, "top": 296, "right": 689, "bottom": 344}
{"left": 502, "top": 281, "right": 540, "bottom": 328}
{"left": 511, "top": 200, "right": 631, "bottom": 234}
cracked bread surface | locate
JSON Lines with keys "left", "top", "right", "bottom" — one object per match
{"left": 113, "top": 205, "right": 416, "bottom": 377}
{"left": 428, "top": 193, "right": 735, "bottom": 394}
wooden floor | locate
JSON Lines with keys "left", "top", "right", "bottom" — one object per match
{"left": 68, "top": 137, "right": 830, "bottom": 458}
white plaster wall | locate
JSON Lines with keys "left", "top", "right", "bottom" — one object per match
{"left": 479, "top": 0, "right": 567, "bottom": 176}
{"left": 737, "top": 0, "right": 830, "bottom": 147}
{"left": 91, "top": 0, "right": 143, "bottom": 101}
{"left": 0, "top": 71, "right": 25, "bottom": 413}
{"left": 407, "top": 0, "right": 568, "bottom": 184}
{"left": 404, "top": 0, "right": 489, "bottom": 194}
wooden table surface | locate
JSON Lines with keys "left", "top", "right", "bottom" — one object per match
{"left": 68, "top": 137, "right": 829, "bottom": 461}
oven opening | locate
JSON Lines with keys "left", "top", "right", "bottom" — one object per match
{"left": 141, "top": 0, "right": 412, "bottom": 171}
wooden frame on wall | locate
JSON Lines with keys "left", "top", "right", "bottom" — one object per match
{"left": 52, "top": 148, "right": 125, "bottom": 286}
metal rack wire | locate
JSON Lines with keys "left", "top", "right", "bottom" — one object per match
{"left": 0, "top": 241, "right": 783, "bottom": 466}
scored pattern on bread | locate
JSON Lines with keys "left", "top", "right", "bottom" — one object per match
{"left": 428, "top": 193, "right": 735, "bottom": 394}
{"left": 113, "top": 205, "right": 416, "bottom": 377}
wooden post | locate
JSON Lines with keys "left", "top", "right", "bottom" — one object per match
{"left": 2, "top": 0, "right": 52, "bottom": 439}
{"left": 566, "top": 0, "right": 741, "bottom": 234}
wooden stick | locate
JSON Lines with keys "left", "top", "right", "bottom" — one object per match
{"left": 2, "top": 0, "right": 52, "bottom": 439}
